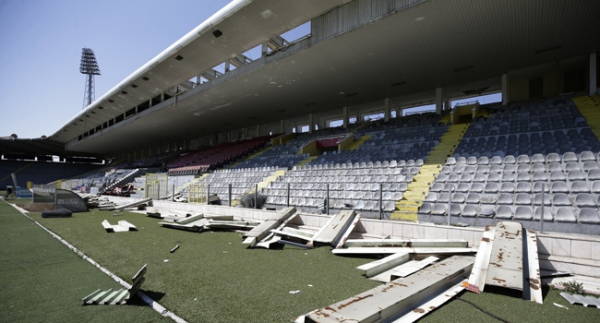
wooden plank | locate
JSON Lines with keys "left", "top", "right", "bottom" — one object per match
{"left": 464, "top": 225, "right": 497, "bottom": 293}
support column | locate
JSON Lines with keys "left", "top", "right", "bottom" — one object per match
{"left": 501, "top": 74, "right": 509, "bottom": 105}
{"left": 384, "top": 98, "right": 391, "bottom": 122}
{"left": 225, "top": 60, "right": 230, "bottom": 73}
{"left": 280, "top": 119, "right": 284, "bottom": 133}
{"left": 342, "top": 106, "right": 349, "bottom": 129}
{"left": 435, "top": 87, "right": 444, "bottom": 114}
{"left": 590, "top": 53, "right": 598, "bottom": 96}
{"left": 308, "top": 114, "right": 314, "bottom": 133}
{"left": 261, "top": 42, "right": 268, "bottom": 57}
{"left": 256, "top": 124, "right": 260, "bottom": 137}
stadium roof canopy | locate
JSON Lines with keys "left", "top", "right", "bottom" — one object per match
{"left": 49, "top": 0, "right": 600, "bottom": 156}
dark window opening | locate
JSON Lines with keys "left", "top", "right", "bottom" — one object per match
{"left": 125, "top": 107, "right": 136, "bottom": 118}
{"left": 138, "top": 100, "right": 150, "bottom": 113}
{"left": 151, "top": 95, "right": 162, "bottom": 106}
{"left": 529, "top": 78, "right": 543, "bottom": 98}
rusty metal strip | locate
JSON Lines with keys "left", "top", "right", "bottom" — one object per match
{"left": 344, "top": 239, "right": 468, "bottom": 249}
{"left": 392, "top": 279, "right": 467, "bottom": 323}
{"left": 335, "top": 213, "right": 361, "bottom": 249}
{"left": 524, "top": 229, "right": 543, "bottom": 304}
{"left": 356, "top": 252, "right": 410, "bottom": 277}
{"left": 389, "top": 256, "right": 439, "bottom": 280}
{"left": 464, "top": 225, "right": 497, "bottom": 293}
{"left": 303, "top": 255, "right": 475, "bottom": 323}
{"left": 332, "top": 247, "right": 477, "bottom": 255}
{"left": 485, "top": 222, "right": 524, "bottom": 291}
{"left": 311, "top": 210, "right": 356, "bottom": 246}
{"left": 243, "top": 207, "right": 296, "bottom": 247}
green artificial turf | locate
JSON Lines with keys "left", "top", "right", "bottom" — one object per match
{"left": 28, "top": 208, "right": 381, "bottom": 322}
{"left": 0, "top": 201, "right": 169, "bottom": 323}
{"left": 6, "top": 203, "right": 600, "bottom": 323}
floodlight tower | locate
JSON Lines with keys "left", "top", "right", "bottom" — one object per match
{"left": 80, "top": 48, "right": 101, "bottom": 109}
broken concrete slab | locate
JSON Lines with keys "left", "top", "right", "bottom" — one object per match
{"left": 102, "top": 220, "right": 137, "bottom": 232}
{"left": 301, "top": 255, "right": 474, "bottom": 323}
{"left": 99, "top": 197, "right": 152, "bottom": 211}
{"left": 392, "top": 279, "right": 467, "bottom": 323}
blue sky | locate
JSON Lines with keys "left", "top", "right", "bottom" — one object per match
{"left": 0, "top": 0, "right": 232, "bottom": 138}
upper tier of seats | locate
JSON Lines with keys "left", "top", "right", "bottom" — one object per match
{"left": 167, "top": 135, "right": 275, "bottom": 170}
{"left": 454, "top": 98, "right": 600, "bottom": 158}
{"left": 0, "top": 161, "right": 102, "bottom": 189}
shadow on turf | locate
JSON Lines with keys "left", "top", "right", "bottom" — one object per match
{"left": 481, "top": 284, "right": 551, "bottom": 299}
{"left": 128, "top": 290, "right": 166, "bottom": 306}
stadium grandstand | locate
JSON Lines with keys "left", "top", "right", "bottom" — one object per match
{"left": 2, "top": 0, "right": 600, "bottom": 321}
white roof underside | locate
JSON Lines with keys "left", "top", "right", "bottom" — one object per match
{"left": 51, "top": 0, "right": 600, "bottom": 155}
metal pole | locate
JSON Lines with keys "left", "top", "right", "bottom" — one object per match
{"left": 326, "top": 183, "right": 330, "bottom": 215}
{"left": 228, "top": 183, "right": 232, "bottom": 207}
{"left": 157, "top": 182, "right": 160, "bottom": 200}
{"left": 379, "top": 183, "right": 383, "bottom": 220}
{"left": 172, "top": 184, "right": 175, "bottom": 202}
{"left": 540, "top": 185, "right": 545, "bottom": 233}
{"left": 447, "top": 184, "right": 452, "bottom": 226}
{"left": 287, "top": 182, "right": 290, "bottom": 207}
{"left": 206, "top": 184, "right": 210, "bottom": 205}
{"left": 255, "top": 184, "right": 258, "bottom": 209}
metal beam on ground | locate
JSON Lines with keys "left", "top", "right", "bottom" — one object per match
{"left": 310, "top": 210, "right": 357, "bottom": 247}
{"left": 485, "top": 222, "right": 524, "bottom": 290}
{"left": 464, "top": 225, "right": 497, "bottom": 293}
{"left": 343, "top": 239, "right": 468, "bottom": 249}
{"left": 371, "top": 256, "right": 439, "bottom": 283}
{"left": 243, "top": 207, "right": 296, "bottom": 247}
{"left": 334, "top": 213, "right": 361, "bottom": 249}
{"left": 356, "top": 252, "right": 410, "bottom": 277}
{"left": 332, "top": 247, "right": 477, "bottom": 255}
{"left": 524, "top": 229, "right": 543, "bottom": 304}
{"left": 303, "top": 255, "right": 475, "bottom": 323}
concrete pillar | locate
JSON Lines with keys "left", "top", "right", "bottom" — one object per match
{"left": 435, "top": 87, "right": 444, "bottom": 114}
{"left": 342, "top": 106, "right": 349, "bottom": 128}
{"left": 501, "top": 74, "right": 509, "bottom": 105}
{"left": 225, "top": 60, "right": 230, "bottom": 73}
{"left": 308, "top": 114, "right": 314, "bottom": 133}
{"left": 256, "top": 124, "right": 260, "bottom": 137}
{"left": 591, "top": 53, "right": 598, "bottom": 96}
{"left": 444, "top": 98, "right": 451, "bottom": 111}
{"left": 384, "top": 98, "right": 391, "bottom": 122}
{"left": 280, "top": 119, "right": 285, "bottom": 133}
{"left": 261, "top": 42, "right": 268, "bottom": 57}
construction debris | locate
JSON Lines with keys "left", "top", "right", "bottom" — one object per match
{"left": 560, "top": 292, "right": 600, "bottom": 308}
{"left": 242, "top": 207, "right": 296, "bottom": 247}
{"left": 297, "top": 255, "right": 475, "bottom": 323}
{"left": 309, "top": 209, "right": 359, "bottom": 247}
{"left": 332, "top": 247, "right": 476, "bottom": 255}
{"left": 159, "top": 213, "right": 260, "bottom": 232}
{"left": 343, "top": 238, "right": 468, "bottom": 249}
{"left": 82, "top": 264, "right": 147, "bottom": 305}
{"left": 369, "top": 256, "right": 439, "bottom": 283}
{"left": 464, "top": 221, "right": 542, "bottom": 304}
{"left": 98, "top": 197, "right": 152, "bottom": 211}
{"left": 102, "top": 220, "right": 137, "bottom": 232}
{"left": 170, "top": 244, "right": 180, "bottom": 253}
